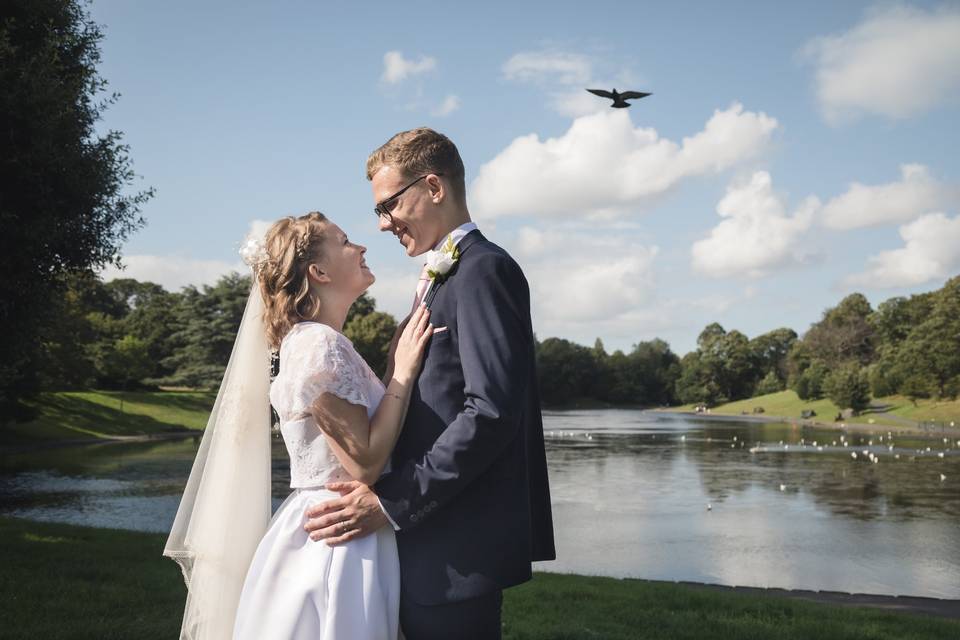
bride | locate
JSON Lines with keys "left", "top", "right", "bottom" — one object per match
{"left": 164, "top": 211, "right": 433, "bottom": 639}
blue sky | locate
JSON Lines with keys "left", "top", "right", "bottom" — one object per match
{"left": 93, "top": 1, "right": 960, "bottom": 354}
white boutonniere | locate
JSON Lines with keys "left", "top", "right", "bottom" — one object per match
{"left": 425, "top": 234, "right": 460, "bottom": 283}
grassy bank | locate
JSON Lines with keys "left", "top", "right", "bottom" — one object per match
{"left": 1, "top": 390, "right": 215, "bottom": 446}
{"left": 673, "top": 390, "right": 959, "bottom": 430}
{"left": 0, "top": 517, "right": 956, "bottom": 640}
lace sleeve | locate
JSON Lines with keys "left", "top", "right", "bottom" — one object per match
{"left": 286, "top": 324, "right": 370, "bottom": 411}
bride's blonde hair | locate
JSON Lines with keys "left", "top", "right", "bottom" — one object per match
{"left": 257, "top": 212, "right": 328, "bottom": 349}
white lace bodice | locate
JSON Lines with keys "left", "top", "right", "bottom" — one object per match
{"left": 269, "top": 322, "right": 385, "bottom": 488}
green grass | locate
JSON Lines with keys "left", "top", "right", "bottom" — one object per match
{"left": 867, "top": 394, "right": 960, "bottom": 424}
{"left": 674, "top": 390, "right": 960, "bottom": 428}
{"left": 2, "top": 390, "right": 216, "bottom": 446}
{"left": 504, "top": 573, "right": 958, "bottom": 639}
{"left": 0, "top": 517, "right": 956, "bottom": 640}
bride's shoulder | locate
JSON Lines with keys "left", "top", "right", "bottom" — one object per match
{"left": 281, "top": 322, "right": 357, "bottom": 363}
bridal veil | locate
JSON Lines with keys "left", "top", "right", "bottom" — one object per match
{"left": 164, "top": 281, "right": 273, "bottom": 640}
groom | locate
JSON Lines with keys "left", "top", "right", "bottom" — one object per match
{"left": 305, "top": 127, "right": 555, "bottom": 638}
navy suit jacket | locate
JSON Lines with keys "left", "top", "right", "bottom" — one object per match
{"left": 375, "top": 230, "right": 555, "bottom": 605}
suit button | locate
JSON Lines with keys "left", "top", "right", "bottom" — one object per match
{"left": 410, "top": 514, "right": 419, "bottom": 523}
{"left": 424, "top": 504, "right": 432, "bottom": 513}
{"left": 430, "top": 500, "right": 438, "bottom": 508}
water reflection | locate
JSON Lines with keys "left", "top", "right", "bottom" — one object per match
{"left": 537, "top": 410, "right": 959, "bottom": 598}
{"left": 2, "top": 410, "right": 958, "bottom": 598}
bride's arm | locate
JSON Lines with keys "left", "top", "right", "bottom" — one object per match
{"left": 311, "top": 305, "right": 432, "bottom": 485}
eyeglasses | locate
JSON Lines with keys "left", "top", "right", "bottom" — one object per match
{"left": 374, "top": 173, "right": 444, "bottom": 222}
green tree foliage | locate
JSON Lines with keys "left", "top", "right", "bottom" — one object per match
{"left": 802, "top": 293, "right": 876, "bottom": 368}
{"left": 823, "top": 364, "right": 871, "bottom": 413}
{"left": 346, "top": 293, "right": 377, "bottom": 324}
{"left": 674, "top": 324, "right": 762, "bottom": 405}
{"left": 749, "top": 328, "right": 797, "bottom": 384}
{"left": 344, "top": 311, "right": 397, "bottom": 379}
{"left": 160, "top": 273, "right": 252, "bottom": 388}
{"left": 675, "top": 351, "right": 722, "bottom": 406}
{"left": 793, "top": 359, "right": 828, "bottom": 401}
{"left": 0, "top": 0, "right": 152, "bottom": 413}
{"left": 98, "top": 336, "right": 153, "bottom": 390}
{"left": 891, "top": 276, "right": 960, "bottom": 399}
{"left": 536, "top": 338, "right": 599, "bottom": 405}
{"left": 754, "top": 370, "right": 784, "bottom": 396}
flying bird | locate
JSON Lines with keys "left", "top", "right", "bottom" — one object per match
{"left": 586, "top": 88, "right": 651, "bottom": 108}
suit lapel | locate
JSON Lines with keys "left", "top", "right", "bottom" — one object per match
{"left": 424, "top": 230, "right": 484, "bottom": 309}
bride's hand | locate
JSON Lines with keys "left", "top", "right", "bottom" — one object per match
{"left": 386, "top": 315, "right": 410, "bottom": 367}
{"left": 392, "top": 303, "right": 433, "bottom": 383}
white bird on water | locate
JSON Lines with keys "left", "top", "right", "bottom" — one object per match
{"left": 779, "top": 484, "right": 786, "bottom": 492}
{"left": 851, "top": 452, "right": 858, "bottom": 460}
{"left": 940, "top": 474, "right": 947, "bottom": 482}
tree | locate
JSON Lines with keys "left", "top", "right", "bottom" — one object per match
{"left": 755, "top": 370, "right": 784, "bottom": 396}
{"left": 536, "top": 338, "right": 598, "bottom": 406}
{"left": 98, "top": 335, "right": 152, "bottom": 390}
{"left": 0, "top": 0, "right": 152, "bottom": 413}
{"left": 802, "top": 293, "right": 876, "bottom": 368}
{"left": 824, "top": 364, "right": 871, "bottom": 413}
{"left": 344, "top": 311, "right": 397, "bottom": 379}
{"left": 628, "top": 339, "right": 680, "bottom": 405}
{"left": 675, "top": 351, "right": 723, "bottom": 406}
{"left": 794, "top": 359, "right": 828, "bottom": 401}
{"left": 346, "top": 293, "right": 377, "bottom": 324}
{"left": 891, "top": 276, "right": 960, "bottom": 399}
{"left": 161, "top": 274, "right": 250, "bottom": 388}
{"left": 749, "top": 328, "right": 797, "bottom": 383}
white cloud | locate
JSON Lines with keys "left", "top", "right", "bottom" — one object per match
{"left": 101, "top": 255, "right": 242, "bottom": 291}
{"left": 502, "top": 50, "right": 641, "bottom": 117}
{"left": 802, "top": 5, "right": 960, "bottom": 123}
{"left": 431, "top": 94, "right": 461, "bottom": 117}
{"left": 549, "top": 89, "right": 608, "bottom": 118}
{"left": 101, "top": 219, "right": 273, "bottom": 291}
{"left": 506, "top": 227, "right": 659, "bottom": 330}
{"left": 820, "top": 163, "right": 952, "bottom": 230}
{"left": 381, "top": 51, "right": 437, "bottom": 84}
{"left": 503, "top": 51, "right": 593, "bottom": 85}
{"left": 365, "top": 263, "right": 422, "bottom": 321}
{"left": 470, "top": 103, "right": 778, "bottom": 220}
{"left": 691, "top": 171, "right": 818, "bottom": 279}
{"left": 843, "top": 212, "right": 960, "bottom": 288}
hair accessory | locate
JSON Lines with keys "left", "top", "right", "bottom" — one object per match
{"left": 239, "top": 233, "right": 269, "bottom": 270}
{"left": 295, "top": 232, "right": 310, "bottom": 259}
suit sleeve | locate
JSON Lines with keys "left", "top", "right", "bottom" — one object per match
{"left": 375, "top": 252, "right": 531, "bottom": 529}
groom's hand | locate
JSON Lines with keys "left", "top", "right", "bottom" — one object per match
{"left": 304, "top": 481, "right": 388, "bottom": 546}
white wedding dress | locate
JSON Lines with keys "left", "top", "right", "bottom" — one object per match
{"left": 233, "top": 321, "right": 400, "bottom": 640}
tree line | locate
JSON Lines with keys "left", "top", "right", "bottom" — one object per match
{"left": 32, "top": 273, "right": 397, "bottom": 392}
{"left": 29, "top": 271, "right": 958, "bottom": 415}
{"left": 534, "top": 276, "right": 959, "bottom": 411}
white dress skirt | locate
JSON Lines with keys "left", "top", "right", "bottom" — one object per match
{"left": 233, "top": 488, "right": 400, "bottom": 640}
{"left": 232, "top": 322, "right": 400, "bottom": 640}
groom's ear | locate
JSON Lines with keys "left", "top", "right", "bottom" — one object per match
{"left": 307, "top": 263, "right": 331, "bottom": 284}
{"left": 426, "top": 174, "right": 444, "bottom": 204}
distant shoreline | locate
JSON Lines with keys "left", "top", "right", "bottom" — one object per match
{"left": 654, "top": 409, "right": 960, "bottom": 437}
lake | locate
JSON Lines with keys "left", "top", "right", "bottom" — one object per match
{"left": 1, "top": 409, "right": 958, "bottom": 598}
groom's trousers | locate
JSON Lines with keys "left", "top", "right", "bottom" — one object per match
{"left": 399, "top": 589, "right": 503, "bottom": 640}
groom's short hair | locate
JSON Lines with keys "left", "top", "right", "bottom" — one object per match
{"left": 366, "top": 128, "right": 466, "bottom": 204}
